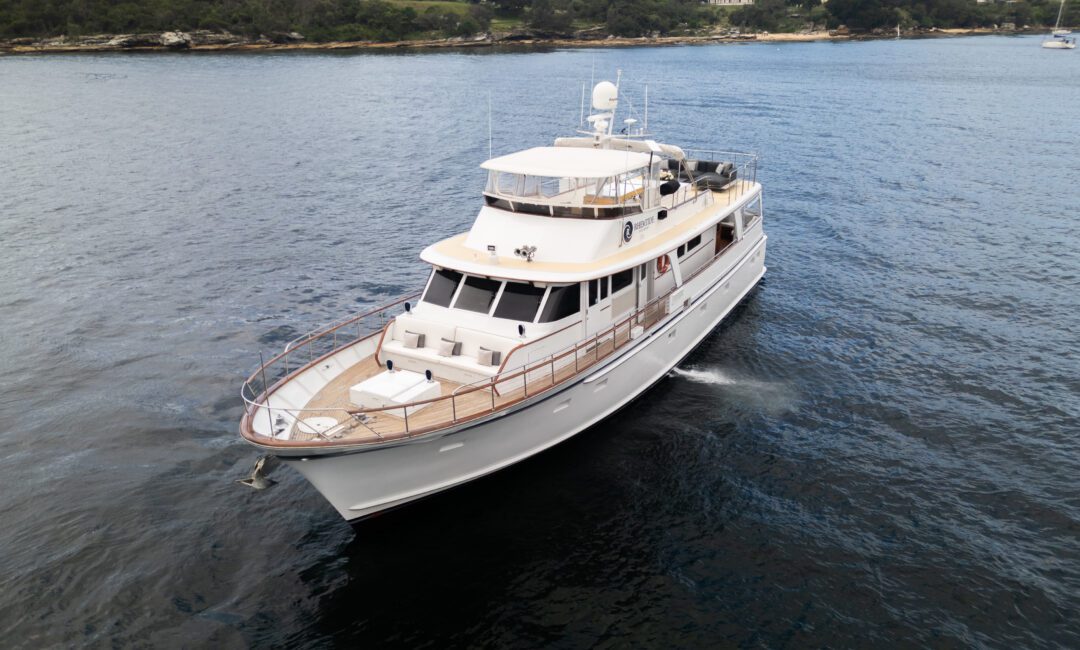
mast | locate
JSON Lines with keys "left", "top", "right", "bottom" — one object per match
{"left": 608, "top": 69, "right": 622, "bottom": 137}
{"left": 1055, "top": 0, "right": 1065, "bottom": 30}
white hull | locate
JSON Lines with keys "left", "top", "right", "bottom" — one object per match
{"left": 1042, "top": 40, "right": 1076, "bottom": 48}
{"left": 283, "top": 233, "right": 767, "bottom": 521}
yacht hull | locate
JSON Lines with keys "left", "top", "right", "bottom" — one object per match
{"left": 281, "top": 235, "right": 767, "bottom": 521}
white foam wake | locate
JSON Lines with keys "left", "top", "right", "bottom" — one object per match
{"left": 671, "top": 367, "right": 737, "bottom": 385}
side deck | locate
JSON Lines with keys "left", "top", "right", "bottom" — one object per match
{"left": 280, "top": 301, "right": 665, "bottom": 443}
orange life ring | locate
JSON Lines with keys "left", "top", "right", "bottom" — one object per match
{"left": 656, "top": 254, "right": 671, "bottom": 275}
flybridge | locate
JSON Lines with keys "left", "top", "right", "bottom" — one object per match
{"left": 479, "top": 71, "right": 669, "bottom": 219}
{"left": 482, "top": 147, "right": 654, "bottom": 219}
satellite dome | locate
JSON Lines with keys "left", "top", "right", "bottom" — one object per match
{"left": 591, "top": 81, "right": 618, "bottom": 111}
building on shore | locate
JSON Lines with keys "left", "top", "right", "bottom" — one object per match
{"left": 707, "top": 0, "right": 755, "bottom": 5}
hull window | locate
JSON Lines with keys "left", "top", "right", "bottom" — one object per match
{"left": 677, "top": 234, "right": 702, "bottom": 258}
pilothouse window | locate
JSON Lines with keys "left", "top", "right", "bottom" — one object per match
{"left": 454, "top": 275, "right": 501, "bottom": 313}
{"left": 539, "top": 284, "right": 581, "bottom": 323}
{"left": 422, "top": 268, "right": 462, "bottom": 307}
{"left": 494, "top": 282, "right": 546, "bottom": 321}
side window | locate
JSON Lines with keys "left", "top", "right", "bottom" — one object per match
{"left": 677, "top": 235, "right": 703, "bottom": 258}
{"left": 638, "top": 263, "right": 647, "bottom": 284}
{"left": 494, "top": 282, "right": 545, "bottom": 321}
{"left": 588, "top": 279, "right": 599, "bottom": 307}
{"left": 611, "top": 269, "right": 633, "bottom": 293}
{"left": 539, "top": 284, "right": 581, "bottom": 322}
{"left": 497, "top": 172, "right": 517, "bottom": 195}
{"left": 422, "top": 268, "right": 462, "bottom": 307}
{"left": 454, "top": 275, "right": 501, "bottom": 313}
{"left": 743, "top": 196, "right": 762, "bottom": 230}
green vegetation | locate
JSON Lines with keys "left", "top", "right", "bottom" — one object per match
{"left": 0, "top": 0, "right": 1072, "bottom": 42}
{"left": 0, "top": 0, "right": 494, "bottom": 41}
{"left": 726, "top": 0, "right": 1076, "bottom": 31}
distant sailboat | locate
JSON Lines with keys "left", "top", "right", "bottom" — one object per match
{"left": 1043, "top": 0, "right": 1076, "bottom": 49}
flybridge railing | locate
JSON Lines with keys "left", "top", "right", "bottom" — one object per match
{"left": 683, "top": 150, "right": 758, "bottom": 186}
{"left": 686, "top": 150, "right": 758, "bottom": 205}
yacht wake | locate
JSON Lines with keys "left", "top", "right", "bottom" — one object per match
{"left": 670, "top": 367, "right": 737, "bottom": 385}
{"left": 671, "top": 365, "right": 798, "bottom": 415}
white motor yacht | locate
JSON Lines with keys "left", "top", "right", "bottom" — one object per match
{"left": 239, "top": 77, "right": 768, "bottom": 521}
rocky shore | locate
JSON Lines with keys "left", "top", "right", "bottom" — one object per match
{"left": 0, "top": 25, "right": 1033, "bottom": 54}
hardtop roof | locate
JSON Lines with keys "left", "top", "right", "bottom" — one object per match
{"left": 480, "top": 146, "right": 653, "bottom": 178}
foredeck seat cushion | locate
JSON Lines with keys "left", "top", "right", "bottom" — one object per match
{"left": 404, "top": 331, "right": 421, "bottom": 349}
{"left": 477, "top": 346, "right": 502, "bottom": 367}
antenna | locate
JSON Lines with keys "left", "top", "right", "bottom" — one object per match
{"left": 579, "top": 82, "right": 586, "bottom": 128}
{"left": 487, "top": 91, "right": 492, "bottom": 160}
{"left": 609, "top": 69, "right": 622, "bottom": 136}
{"left": 644, "top": 84, "right": 648, "bottom": 134}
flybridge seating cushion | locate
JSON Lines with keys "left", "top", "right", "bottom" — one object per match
{"left": 666, "top": 159, "right": 737, "bottom": 188}
{"left": 692, "top": 161, "right": 737, "bottom": 191}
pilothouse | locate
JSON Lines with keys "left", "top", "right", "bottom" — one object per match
{"left": 240, "top": 74, "right": 768, "bottom": 521}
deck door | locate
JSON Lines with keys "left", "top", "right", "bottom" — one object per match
{"left": 586, "top": 277, "right": 611, "bottom": 336}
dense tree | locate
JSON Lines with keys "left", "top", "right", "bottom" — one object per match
{"left": 0, "top": 0, "right": 491, "bottom": 40}
{"left": 527, "top": 0, "right": 574, "bottom": 32}
{"left": 0, "top": 0, "right": 1073, "bottom": 41}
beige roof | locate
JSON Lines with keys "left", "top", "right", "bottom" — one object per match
{"left": 481, "top": 146, "right": 652, "bottom": 178}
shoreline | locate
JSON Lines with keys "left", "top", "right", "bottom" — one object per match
{"left": 0, "top": 27, "right": 1040, "bottom": 54}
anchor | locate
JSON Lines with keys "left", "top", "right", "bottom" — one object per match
{"left": 236, "top": 455, "right": 279, "bottom": 490}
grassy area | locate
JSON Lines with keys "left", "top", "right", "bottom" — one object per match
{"left": 388, "top": 0, "right": 473, "bottom": 14}
{"left": 490, "top": 16, "right": 524, "bottom": 30}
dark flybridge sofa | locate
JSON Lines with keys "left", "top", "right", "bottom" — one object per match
{"left": 665, "top": 159, "right": 738, "bottom": 191}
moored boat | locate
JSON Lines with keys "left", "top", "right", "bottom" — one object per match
{"left": 1042, "top": 0, "right": 1077, "bottom": 48}
{"left": 239, "top": 75, "right": 768, "bottom": 521}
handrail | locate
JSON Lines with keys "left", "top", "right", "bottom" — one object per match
{"left": 240, "top": 292, "right": 421, "bottom": 416}
{"left": 494, "top": 318, "right": 582, "bottom": 377}
{"left": 242, "top": 175, "right": 763, "bottom": 447}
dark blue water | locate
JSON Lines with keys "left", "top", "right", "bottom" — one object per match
{"left": 1, "top": 36, "right": 1078, "bottom": 647}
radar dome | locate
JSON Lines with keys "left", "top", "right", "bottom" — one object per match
{"left": 591, "top": 81, "right": 618, "bottom": 111}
